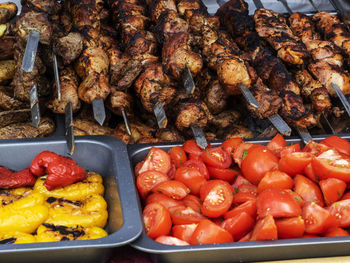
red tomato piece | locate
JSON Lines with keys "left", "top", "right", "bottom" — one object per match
{"left": 181, "top": 159, "right": 209, "bottom": 180}
{"left": 137, "top": 170, "right": 169, "bottom": 199}
{"left": 207, "top": 166, "right": 239, "bottom": 183}
{"left": 241, "top": 147, "right": 279, "bottom": 185}
{"left": 134, "top": 161, "right": 144, "bottom": 177}
{"left": 342, "top": 191, "right": 350, "bottom": 200}
{"left": 302, "top": 202, "right": 338, "bottom": 234}
{"left": 220, "top": 212, "right": 255, "bottom": 240}
{"left": 267, "top": 134, "right": 287, "bottom": 155}
{"left": 237, "top": 183, "right": 258, "bottom": 196}
{"left": 275, "top": 216, "right": 305, "bottom": 239}
{"left": 183, "top": 140, "right": 203, "bottom": 156}
{"left": 155, "top": 236, "right": 190, "bottom": 246}
{"left": 182, "top": 194, "right": 202, "bottom": 213}
{"left": 304, "top": 163, "right": 319, "bottom": 183}
{"left": 200, "top": 180, "right": 234, "bottom": 218}
{"left": 279, "top": 144, "right": 301, "bottom": 158}
{"left": 232, "top": 192, "right": 256, "bottom": 206}
{"left": 319, "top": 178, "right": 347, "bottom": 206}
{"left": 238, "top": 231, "right": 252, "bottom": 242}
{"left": 139, "top": 147, "right": 171, "bottom": 175}
{"left": 146, "top": 193, "right": 183, "bottom": 209}
{"left": 312, "top": 149, "right": 350, "bottom": 182}
{"left": 151, "top": 180, "right": 190, "bottom": 200}
{"left": 224, "top": 199, "right": 257, "bottom": 219}
{"left": 257, "top": 170, "right": 294, "bottom": 193}
{"left": 294, "top": 174, "right": 324, "bottom": 207}
{"left": 321, "top": 136, "right": 350, "bottom": 156}
{"left": 167, "top": 163, "right": 176, "bottom": 179}
{"left": 233, "top": 142, "right": 254, "bottom": 167}
{"left": 251, "top": 214, "right": 278, "bottom": 241}
{"left": 303, "top": 141, "right": 331, "bottom": 156}
{"left": 232, "top": 175, "right": 251, "bottom": 189}
{"left": 168, "top": 146, "right": 187, "bottom": 168}
{"left": 174, "top": 167, "right": 207, "bottom": 195}
{"left": 302, "top": 234, "right": 320, "bottom": 238}
{"left": 168, "top": 205, "right": 206, "bottom": 225}
{"left": 202, "top": 147, "right": 232, "bottom": 169}
{"left": 190, "top": 219, "right": 234, "bottom": 245}
{"left": 257, "top": 188, "right": 302, "bottom": 219}
{"left": 324, "top": 227, "right": 349, "bottom": 237}
{"left": 172, "top": 224, "right": 197, "bottom": 243}
{"left": 143, "top": 203, "right": 172, "bottom": 239}
{"left": 285, "top": 189, "right": 305, "bottom": 207}
{"left": 327, "top": 199, "right": 350, "bottom": 228}
{"left": 279, "top": 152, "right": 313, "bottom": 177}
{"left": 221, "top": 138, "right": 244, "bottom": 157}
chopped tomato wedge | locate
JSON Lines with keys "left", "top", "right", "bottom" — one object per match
{"left": 200, "top": 180, "right": 234, "bottom": 218}
{"left": 183, "top": 140, "right": 203, "bottom": 157}
{"left": 285, "top": 189, "right": 305, "bottom": 207}
{"left": 302, "top": 202, "right": 338, "bottom": 234}
{"left": 146, "top": 193, "right": 183, "bottom": 209}
{"left": 220, "top": 212, "right": 255, "bottom": 240}
{"left": 168, "top": 146, "right": 187, "bottom": 168}
{"left": 327, "top": 199, "right": 350, "bottom": 228}
{"left": 232, "top": 192, "right": 256, "bottom": 206}
{"left": 221, "top": 138, "right": 244, "bottom": 157}
{"left": 279, "top": 144, "right": 301, "bottom": 158}
{"left": 241, "top": 146, "right": 279, "bottom": 185}
{"left": 181, "top": 159, "right": 209, "bottom": 180}
{"left": 251, "top": 214, "right": 278, "bottom": 241}
{"left": 257, "top": 188, "right": 301, "bottom": 219}
{"left": 233, "top": 142, "right": 254, "bottom": 167}
{"left": 155, "top": 236, "right": 189, "bottom": 246}
{"left": 207, "top": 166, "right": 239, "bottom": 183}
{"left": 202, "top": 147, "right": 232, "bottom": 169}
{"left": 257, "top": 170, "right": 294, "bottom": 193}
{"left": 224, "top": 199, "right": 257, "bottom": 219}
{"left": 303, "top": 141, "right": 331, "bottom": 156}
{"left": 232, "top": 175, "right": 251, "bottom": 189}
{"left": 182, "top": 194, "right": 202, "bottom": 213}
{"left": 275, "top": 216, "right": 305, "bottom": 239}
{"left": 279, "top": 152, "right": 313, "bottom": 177}
{"left": 172, "top": 224, "right": 198, "bottom": 243}
{"left": 267, "top": 134, "right": 287, "bottom": 155}
{"left": 151, "top": 180, "right": 190, "bottom": 200}
{"left": 323, "top": 227, "right": 349, "bottom": 237}
{"left": 168, "top": 205, "right": 205, "bottom": 225}
{"left": 137, "top": 170, "right": 169, "bottom": 199}
{"left": 321, "top": 136, "right": 350, "bottom": 156}
{"left": 143, "top": 203, "right": 172, "bottom": 239}
{"left": 190, "top": 219, "right": 234, "bottom": 244}
{"left": 139, "top": 147, "right": 171, "bottom": 175}
{"left": 312, "top": 149, "right": 350, "bottom": 182}
{"left": 319, "top": 178, "right": 346, "bottom": 206}
{"left": 304, "top": 163, "right": 319, "bottom": 183}
{"left": 134, "top": 161, "right": 144, "bottom": 177}
{"left": 174, "top": 167, "right": 207, "bottom": 195}
{"left": 294, "top": 174, "right": 324, "bottom": 207}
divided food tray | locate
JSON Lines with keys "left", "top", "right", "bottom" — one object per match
{"left": 129, "top": 136, "right": 350, "bottom": 263}
{"left": 0, "top": 136, "right": 142, "bottom": 263}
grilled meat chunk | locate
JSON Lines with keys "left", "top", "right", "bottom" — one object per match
{"left": 0, "top": 36, "right": 15, "bottom": 60}
{"left": 156, "top": 128, "right": 184, "bottom": 142}
{"left": 0, "top": 2, "right": 17, "bottom": 24}
{"left": 78, "top": 71, "right": 110, "bottom": 103}
{"left": 54, "top": 32, "right": 84, "bottom": 65}
{"left": 210, "top": 109, "right": 240, "bottom": 129}
{"left": 75, "top": 47, "right": 109, "bottom": 79}
{"left": 0, "top": 86, "right": 24, "bottom": 110}
{"left": 0, "top": 60, "right": 15, "bottom": 85}
{"left": 150, "top": 0, "right": 177, "bottom": 22}
{"left": 203, "top": 80, "right": 228, "bottom": 115}
{"left": 21, "top": 0, "right": 56, "bottom": 14}
{"left": 115, "top": 120, "right": 155, "bottom": 142}
{"left": 47, "top": 67, "right": 81, "bottom": 114}
{"left": 223, "top": 125, "right": 254, "bottom": 139}
{"left": 108, "top": 90, "right": 133, "bottom": 117}
{"left": 73, "top": 119, "right": 113, "bottom": 136}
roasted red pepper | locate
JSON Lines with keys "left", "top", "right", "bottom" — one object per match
{"left": 0, "top": 168, "right": 36, "bottom": 188}
{"left": 30, "top": 151, "right": 86, "bottom": 190}
{"left": 30, "top": 151, "right": 59, "bottom": 176}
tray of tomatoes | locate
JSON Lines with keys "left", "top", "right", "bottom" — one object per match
{"left": 128, "top": 135, "right": 350, "bottom": 263}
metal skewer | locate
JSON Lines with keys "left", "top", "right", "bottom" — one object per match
{"left": 183, "top": 66, "right": 208, "bottom": 149}
{"left": 153, "top": 102, "right": 168, "bottom": 129}
{"left": 22, "top": 30, "right": 41, "bottom": 127}
{"left": 308, "top": 0, "right": 320, "bottom": 12}
{"left": 329, "top": 0, "right": 350, "bottom": 31}
{"left": 52, "top": 50, "right": 75, "bottom": 155}
{"left": 121, "top": 109, "right": 132, "bottom": 136}
{"left": 92, "top": 98, "right": 106, "bottom": 126}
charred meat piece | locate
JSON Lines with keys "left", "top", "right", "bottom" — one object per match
{"left": 0, "top": 60, "right": 15, "bottom": 85}
{"left": 108, "top": 90, "right": 133, "bottom": 117}
{"left": 0, "top": 36, "right": 15, "bottom": 60}
{"left": 115, "top": 120, "right": 155, "bottom": 142}
{"left": 73, "top": 119, "right": 113, "bottom": 136}
{"left": 150, "top": 0, "right": 177, "bottom": 22}
{"left": 0, "top": 86, "right": 24, "bottom": 110}
{"left": 78, "top": 71, "right": 110, "bottom": 104}
{"left": 21, "top": 0, "right": 56, "bottom": 15}
{"left": 47, "top": 67, "right": 81, "bottom": 114}
{"left": 0, "top": 2, "right": 17, "bottom": 24}
{"left": 155, "top": 128, "right": 184, "bottom": 142}
{"left": 54, "top": 32, "right": 84, "bottom": 65}
{"left": 75, "top": 47, "right": 109, "bottom": 79}
{"left": 203, "top": 80, "right": 228, "bottom": 115}
{"left": 68, "top": 0, "right": 102, "bottom": 30}
{"left": 254, "top": 8, "right": 309, "bottom": 65}
{"left": 210, "top": 109, "right": 240, "bottom": 130}
{"left": 223, "top": 125, "right": 254, "bottom": 139}
{"left": 288, "top": 12, "right": 320, "bottom": 42}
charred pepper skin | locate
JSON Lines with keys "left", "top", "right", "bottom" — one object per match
{"left": 0, "top": 232, "right": 36, "bottom": 244}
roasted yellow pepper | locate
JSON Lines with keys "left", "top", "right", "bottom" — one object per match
{"left": 0, "top": 232, "right": 36, "bottom": 244}
{"left": 36, "top": 224, "right": 107, "bottom": 242}
{"left": 34, "top": 171, "right": 104, "bottom": 200}
{"left": 0, "top": 187, "right": 32, "bottom": 206}
{"left": 45, "top": 194, "right": 108, "bottom": 228}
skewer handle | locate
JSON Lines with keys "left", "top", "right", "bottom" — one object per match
{"left": 153, "top": 102, "right": 168, "bottom": 129}
{"left": 252, "top": 0, "right": 264, "bottom": 9}
{"left": 296, "top": 127, "right": 313, "bottom": 144}
{"left": 277, "top": 0, "right": 293, "bottom": 14}
{"left": 30, "top": 85, "right": 40, "bottom": 128}
{"left": 308, "top": 0, "right": 320, "bottom": 12}
{"left": 331, "top": 82, "right": 350, "bottom": 117}
{"left": 183, "top": 66, "right": 196, "bottom": 95}
{"left": 268, "top": 114, "right": 292, "bottom": 136}
{"left": 122, "top": 109, "right": 132, "bottom": 136}
{"left": 92, "top": 98, "right": 106, "bottom": 126}
{"left": 52, "top": 51, "right": 61, "bottom": 102}
{"left": 238, "top": 83, "right": 259, "bottom": 108}
{"left": 65, "top": 102, "right": 75, "bottom": 155}
{"left": 21, "top": 30, "right": 40, "bottom": 72}
{"left": 191, "top": 125, "right": 208, "bottom": 150}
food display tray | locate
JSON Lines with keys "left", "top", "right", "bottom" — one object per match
{"left": 0, "top": 136, "right": 142, "bottom": 263}
{"left": 129, "top": 135, "right": 350, "bottom": 263}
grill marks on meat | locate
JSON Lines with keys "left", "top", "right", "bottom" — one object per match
{"left": 54, "top": 32, "right": 84, "bottom": 65}
{"left": 254, "top": 8, "right": 309, "bottom": 65}
{"left": 72, "top": 119, "right": 113, "bottom": 136}
{"left": 108, "top": 90, "right": 133, "bottom": 117}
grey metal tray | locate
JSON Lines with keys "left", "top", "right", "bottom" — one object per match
{"left": 0, "top": 136, "right": 142, "bottom": 263}
{"left": 129, "top": 136, "right": 350, "bottom": 263}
